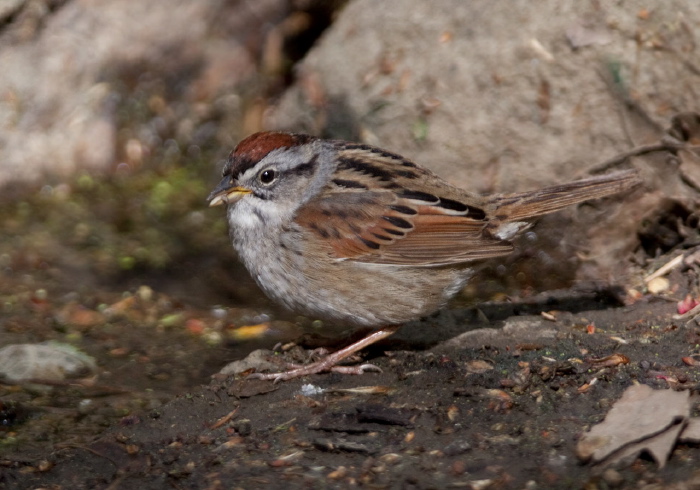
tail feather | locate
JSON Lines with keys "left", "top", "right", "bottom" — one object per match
{"left": 490, "top": 169, "right": 641, "bottom": 222}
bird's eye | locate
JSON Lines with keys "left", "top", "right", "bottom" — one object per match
{"left": 259, "top": 169, "right": 276, "bottom": 185}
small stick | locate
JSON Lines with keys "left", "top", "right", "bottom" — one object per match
{"left": 644, "top": 254, "right": 685, "bottom": 283}
{"left": 588, "top": 140, "right": 700, "bottom": 174}
{"left": 210, "top": 407, "right": 240, "bottom": 429}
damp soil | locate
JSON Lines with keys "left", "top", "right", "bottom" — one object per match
{"left": 2, "top": 190, "right": 700, "bottom": 490}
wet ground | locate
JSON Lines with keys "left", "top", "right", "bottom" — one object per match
{"left": 2, "top": 171, "right": 700, "bottom": 489}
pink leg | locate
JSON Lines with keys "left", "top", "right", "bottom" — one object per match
{"left": 248, "top": 325, "right": 401, "bottom": 382}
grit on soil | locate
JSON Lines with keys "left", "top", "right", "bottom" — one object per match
{"left": 4, "top": 245, "right": 700, "bottom": 488}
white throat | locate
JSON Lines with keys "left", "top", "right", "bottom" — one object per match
{"left": 228, "top": 198, "right": 288, "bottom": 230}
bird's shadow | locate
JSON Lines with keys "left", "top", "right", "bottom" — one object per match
{"left": 298, "top": 284, "right": 628, "bottom": 353}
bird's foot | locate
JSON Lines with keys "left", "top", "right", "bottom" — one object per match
{"left": 247, "top": 361, "right": 381, "bottom": 383}
{"left": 246, "top": 325, "right": 400, "bottom": 383}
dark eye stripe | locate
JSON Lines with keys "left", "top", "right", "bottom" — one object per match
{"left": 382, "top": 216, "right": 413, "bottom": 229}
{"left": 294, "top": 154, "right": 319, "bottom": 176}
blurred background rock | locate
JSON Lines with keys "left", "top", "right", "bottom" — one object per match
{"left": 2, "top": 0, "right": 697, "bottom": 293}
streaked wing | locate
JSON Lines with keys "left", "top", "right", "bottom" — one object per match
{"left": 295, "top": 144, "right": 513, "bottom": 267}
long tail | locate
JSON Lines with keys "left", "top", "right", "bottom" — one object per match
{"left": 490, "top": 169, "right": 641, "bottom": 222}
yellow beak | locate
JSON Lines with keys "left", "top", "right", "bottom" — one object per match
{"left": 207, "top": 181, "right": 252, "bottom": 207}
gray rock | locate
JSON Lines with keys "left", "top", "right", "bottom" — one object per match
{"left": 267, "top": 0, "right": 700, "bottom": 281}
{"left": 270, "top": 0, "right": 697, "bottom": 192}
{"left": 0, "top": 0, "right": 286, "bottom": 187}
{"left": 0, "top": 341, "right": 96, "bottom": 383}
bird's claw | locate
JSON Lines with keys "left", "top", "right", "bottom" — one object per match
{"left": 330, "top": 363, "right": 382, "bottom": 375}
{"left": 245, "top": 362, "right": 381, "bottom": 383}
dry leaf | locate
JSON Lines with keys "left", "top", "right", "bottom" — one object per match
{"left": 576, "top": 384, "right": 690, "bottom": 464}
{"left": 466, "top": 360, "right": 494, "bottom": 374}
{"left": 606, "top": 420, "right": 685, "bottom": 469}
{"left": 679, "top": 418, "right": 700, "bottom": 443}
{"left": 588, "top": 353, "right": 629, "bottom": 368}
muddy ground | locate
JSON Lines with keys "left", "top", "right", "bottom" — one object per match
{"left": 2, "top": 215, "right": 700, "bottom": 490}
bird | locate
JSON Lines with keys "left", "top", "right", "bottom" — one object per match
{"left": 208, "top": 131, "right": 640, "bottom": 381}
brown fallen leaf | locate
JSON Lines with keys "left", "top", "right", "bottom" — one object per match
{"left": 466, "top": 359, "right": 495, "bottom": 374}
{"left": 577, "top": 377, "right": 598, "bottom": 394}
{"left": 605, "top": 420, "right": 686, "bottom": 469}
{"left": 681, "top": 356, "right": 700, "bottom": 367}
{"left": 213, "top": 437, "right": 245, "bottom": 452}
{"left": 576, "top": 384, "right": 690, "bottom": 465}
{"left": 486, "top": 389, "right": 514, "bottom": 413}
{"left": 588, "top": 353, "right": 630, "bottom": 368}
{"left": 679, "top": 418, "right": 700, "bottom": 443}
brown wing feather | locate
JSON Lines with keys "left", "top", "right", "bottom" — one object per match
{"left": 373, "top": 213, "right": 513, "bottom": 265}
{"left": 489, "top": 170, "right": 640, "bottom": 221}
{"left": 295, "top": 162, "right": 513, "bottom": 267}
{"left": 295, "top": 142, "right": 639, "bottom": 267}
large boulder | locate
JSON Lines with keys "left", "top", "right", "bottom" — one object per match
{"left": 267, "top": 0, "right": 700, "bottom": 285}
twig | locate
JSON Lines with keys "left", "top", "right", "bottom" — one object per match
{"left": 210, "top": 407, "right": 240, "bottom": 429}
{"left": 644, "top": 254, "right": 685, "bottom": 283}
{"left": 588, "top": 140, "right": 700, "bottom": 174}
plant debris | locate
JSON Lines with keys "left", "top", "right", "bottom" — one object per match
{"left": 577, "top": 384, "right": 699, "bottom": 469}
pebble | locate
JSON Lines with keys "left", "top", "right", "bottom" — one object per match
{"left": 647, "top": 277, "right": 670, "bottom": 294}
{"left": 602, "top": 468, "right": 624, "bottom": 487}
{"left": 0, "top": 342, "right": 97, "bottom": 384}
